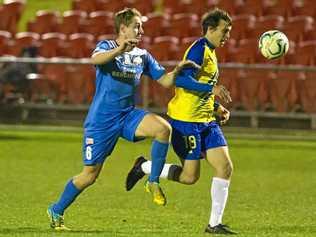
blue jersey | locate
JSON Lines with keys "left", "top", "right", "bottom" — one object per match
{"left": 84, "top": 40, "right": 165, "bottom": 130}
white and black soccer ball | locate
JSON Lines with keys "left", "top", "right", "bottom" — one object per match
{"left": 258, "top": 30, "right": 289, "bottom": 59}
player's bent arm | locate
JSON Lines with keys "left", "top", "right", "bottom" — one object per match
{"left": 157, "top": 60, "right": 201, "bottom": 88}
{"left": 157, "top": 68, "right": 180, "bottom": 88}
{"left": 91, "top": 39, "right": 139, "bottom": 65}
{"left": 175, "top": 74, "right": 213, "bottom": 92}
{"left": 91, "top": 47, "right": 123, "bottom": 65}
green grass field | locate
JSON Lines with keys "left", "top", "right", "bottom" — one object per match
{"left": 0, "top": 127, "right": 315, "bottom": 237}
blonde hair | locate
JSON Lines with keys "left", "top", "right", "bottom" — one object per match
{"left": 114, "top": 8, "right": 142, "bottom": 34}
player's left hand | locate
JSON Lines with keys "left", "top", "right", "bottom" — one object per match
{"left": 217, "top": 105, "right": 230, "bottom": 125}
{"left": 175, "top": 60, "right": 201, "bottom": 74}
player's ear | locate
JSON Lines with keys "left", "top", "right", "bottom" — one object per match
{"left": 207, "top": 26, "right": 216, "bottom": 33}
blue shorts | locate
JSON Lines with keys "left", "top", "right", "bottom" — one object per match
{"left": 170, "top": 119, "right": 227, "bottom": 160}
{"left": 82, "top": 108, "right": 148, "bottom": 165}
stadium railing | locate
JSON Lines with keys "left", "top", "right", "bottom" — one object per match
{"left": 0, "top": 56, "right": 315, "bottom": 129}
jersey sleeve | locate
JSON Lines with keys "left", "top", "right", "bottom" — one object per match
{"left": 92, "top": 40, "right": 111, "bottom": 55}
{"left": 143, "top": 51, "right": 166, "bottom": 80}
{"left": 181, "top": 40, "right": 204, "bottom": 77}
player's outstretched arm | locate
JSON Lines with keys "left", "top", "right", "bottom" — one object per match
{"left": 212, "top": 85, "right": 232, "bottom": 104}
{"left": 91, "top": 39, "right": 139, "bottom": 65}
{"left": 157, "top": 60, "right": 200, "bottom": 88}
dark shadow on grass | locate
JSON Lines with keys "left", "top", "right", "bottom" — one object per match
{"left": 0, "top": 227, "right": 44, "bottom": 234}
{"left": 0, "top": 134, "right": 80, "bottom": 142}
{"left": 0, "top": 134, "right": 26, "bottom": 140}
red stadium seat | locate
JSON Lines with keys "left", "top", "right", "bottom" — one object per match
{"left": 166, "top": 13, "right": 199, "bottom": 38}
{"left": 62, "top": 33, "right": 95, "bottom": 104}
{"left": 182, "top": 0, "right": 208, "bottom": 17}
{"left": 94, "top": 0, "right": 128, "bottom": 12}
{"left": 218, "top": 68, "right": 242, "bottom": 109}
{"left": 295, "top": 40, "right": 316, "bottom": 65}
{"left": 263, "top": 0, "right": 293, "bottom": 18}
{"left": 270, "top": 71, "right": 302, "bottom": 112}
{"left": 8, "top": 32, "right": 40, "bottom": 56}
{"left": 39, "top": 32, "right": 66, "bottom": 58}
{"left": 283, "top": 40, "right": 297, "bottom": 65}
{"left": 0, "top": 30, "right": 12, "bottom": 55}
{"left": 230, "top": 14, "right": 256, "bottom": 41}
{"left": 65, "top": 65, "right": 95, "bottom": 104}
{"left": 65, "top": 33, "right": 94, "bottom": 58}
{"left": 284, "top": 16, "right": 314, "bottom": 42}
{"left": 240, "top": 69, "right": 274, "bottom": 111}
{"left": 248, "top": 15, "right": 284, "bottom": 39}
{"left": 125, "top": 0, "right": 154, "bottom": 15}
{"left": 292, "top": 0, "right": 316, "bottom": 17}
{"left": 28, "top": 74, "right": 59, "bottom": 103}
{"left": 212, "top": 0, "right": 241, "bottom": 16}
{"left": 150, "top": 36, "right": 179, "bottom": 61}
{"left": 237, "top": 0, "right": 264, "bottom": 17}
{"left": 56, "top": 10, "right": 87, "bottom": 36}
{"left": 162, "top": 0, "right": 186, "bottom": 14}
{"left": 230, "top": 38, "right": 259, "bottom": 64}
{"left": 0, "top": 0, "right": 25, "bottom": 34}
{"left": 147, "top": 79, "right": 174, "bottom": 108}
{"left": 143, "top": 13, "right": 170, "bottom": 38}
{"left": 27, "top": 10, "right": 60, "bottom": 34}
{"left": 72, "top": 0, "right": 97, "bottom": 13}
{"left": 298, "top": 71, "right": 316, "bottom": 113}
{"left": 81, "top": 11, "right": 114, "bottom": 37}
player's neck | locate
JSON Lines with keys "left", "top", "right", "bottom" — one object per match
{"left": 204, "top": 36, "right": 216, "bottom": 49}
{"left": 115, "top": 37, "right": 124, "bottom": 47}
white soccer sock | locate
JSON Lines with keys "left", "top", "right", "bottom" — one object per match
{"left": 141, "top": 160, "right": 171, "bottom": 179}
{"left": 209, "top": 177, "right": 230, "bottom": 227}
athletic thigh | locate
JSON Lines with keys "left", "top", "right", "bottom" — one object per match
{"left": 181, "top": 159, "right": 201, "bottom": 179}
{"left": 133, "top": 112, "right": 171, "bottom": 138}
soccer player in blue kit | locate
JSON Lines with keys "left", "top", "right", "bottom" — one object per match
{"left": 47, "top": 8, "right": 199, "bottom": 230}
{"left": 126, "top": 8, "right": 237, "bottom": 235}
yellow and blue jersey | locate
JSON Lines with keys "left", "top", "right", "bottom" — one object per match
{"left": 167, "top": 37, "right": 219, "bottom": 122}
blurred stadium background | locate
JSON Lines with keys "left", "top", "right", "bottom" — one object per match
{"left": 0, "top": 1, "right": 316, "bottom": 237}
{"left": 0, "top": 0, "right": 315, "bottom": 129}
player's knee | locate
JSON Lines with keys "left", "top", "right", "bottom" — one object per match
{"left": 80, "top": 172, "right": 98, "bottom": 188}
{"left": 222, "top": 161, "right": 233, "bottom": 179}
{"left": 181, "top": 174, "right": 200, "bottom": 185}
{"left": 155, "top": 122, "right": 172, "bottom": 140}
{"left": 85, "top": 174, "right": 98, "bottom": 186}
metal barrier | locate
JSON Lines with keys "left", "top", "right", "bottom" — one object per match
{"left": 0, "top": 56, "right": 315, "bottom": 129}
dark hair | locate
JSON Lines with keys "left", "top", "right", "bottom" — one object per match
{"left": 201, "top": 8, "right": 232, "bottom": 35}
{"left": 114, "top": 8, "right": 142, "bottom": 34}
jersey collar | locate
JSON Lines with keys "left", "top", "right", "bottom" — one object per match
{"left": 203, "top": 37, "right": 215, "bottom": 49}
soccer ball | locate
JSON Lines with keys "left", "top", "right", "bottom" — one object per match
{"left": 258, "top": 30, "right": 289, "bottom": 59}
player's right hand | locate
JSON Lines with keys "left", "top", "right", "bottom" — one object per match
{"left": 212, "top": 85, "right": 232, "bottom": 104}
{"left": 119, "top": 39, "right": 139, "bottom": 52}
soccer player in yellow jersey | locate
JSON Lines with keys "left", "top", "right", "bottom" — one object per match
{"left": 126, "top": 8, "right": 236, "bottom": 235}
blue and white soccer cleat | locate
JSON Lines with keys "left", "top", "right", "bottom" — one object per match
{"left": 47, "top": 205, "right": 70, "bottom": 231}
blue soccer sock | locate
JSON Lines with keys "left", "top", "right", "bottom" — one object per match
{"left": 148, "top": 140, "right": 169, "bottom": 183}
{"left": 52, "top": 179, "right": 82, "bottom": 215}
